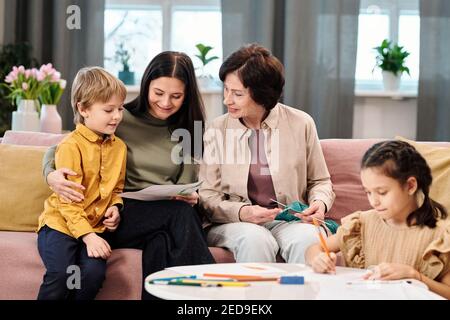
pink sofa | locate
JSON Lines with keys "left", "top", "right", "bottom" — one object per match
{"left": 0, "top": 130, "right": 382, "bottom": 299}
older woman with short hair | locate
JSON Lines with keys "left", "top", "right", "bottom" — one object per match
{"left": 199, "top": 43, "right": 335, "bottom": 263}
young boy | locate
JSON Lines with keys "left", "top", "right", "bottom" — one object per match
{"left": 36, "top": 67, "right": 127, "bottom": 300}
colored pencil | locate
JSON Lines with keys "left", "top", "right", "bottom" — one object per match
{"left": 312, "top": 218, "right": 332, "bottom": 259}
{"left": 203, "top": 273, "right": 279, "bottom": 282}
{"left": 171, "top": 279, "right": 250, "bottom": 287}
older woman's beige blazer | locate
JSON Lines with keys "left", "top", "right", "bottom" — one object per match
{"left": 199, "top": 103, "right": 335, "bottom": 224}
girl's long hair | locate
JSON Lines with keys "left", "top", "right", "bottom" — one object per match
{"left": 362, "top": 140, "right": 447, "bottom": 228}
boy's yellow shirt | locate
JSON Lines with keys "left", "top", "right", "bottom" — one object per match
{"left": 37, "top": 124, "right": 127, "bottom": 239}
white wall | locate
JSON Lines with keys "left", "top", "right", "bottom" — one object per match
{"left": 353, "top": 96, "right": 417, "bottom": 140}
{"left": 0, "top": 0, "right": 4, "bottom": 45}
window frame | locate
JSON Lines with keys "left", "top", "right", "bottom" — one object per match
{"left": 356, "top": 0, "right": 420, "bottom": 95}
{"left": 106, "top": 0, "right": 221, "bottom": 51}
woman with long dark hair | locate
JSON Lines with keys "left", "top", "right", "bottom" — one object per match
{"left": 43, "top": 52, "right": 215, "bottom": 299}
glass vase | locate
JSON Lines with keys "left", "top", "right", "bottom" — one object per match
{"left": 11, "top": 99, "right": 40, "bottom": 132}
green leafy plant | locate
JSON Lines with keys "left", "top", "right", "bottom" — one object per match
{"left": 114, "top": 41, "right": 132, "bottom": 72}
{"left": 195, "top": 43, "right": 218, "bottom": 77}
{"left": 373, "top": 39, "right": 410, "bottom": 76}
{"left": 195, "top": 43, "right": 219, "bottom": 67}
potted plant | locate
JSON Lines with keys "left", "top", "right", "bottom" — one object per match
{"left": 115, "top": 41, "right": 135, "bottom": 85}
{"left": 2, "top": 65, "right": 44, "bottom": 132}
{"left": 38, "top": 63, "right": 66, "bottom": 133}
{"left": 374, "top": 39, "right": 410, "bottom": 91}
{"left": 194, "top": 43, "right": 219, "bottom": 88}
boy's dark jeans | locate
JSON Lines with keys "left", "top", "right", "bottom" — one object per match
{"left": 37, "top": 226, "right": 107, "bottom": 300}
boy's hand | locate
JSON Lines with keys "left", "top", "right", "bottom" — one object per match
{"left": 82, "top": 233, "right": 111, "bottom": 259}
{"left": 311, "top": 252, "right": 337, "bottom": 274}
{"left": 103, "top": 206, "right": 120, "bottom": 232}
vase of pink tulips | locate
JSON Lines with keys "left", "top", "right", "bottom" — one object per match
{"left": 38, "top": 63, "right": 66, "bottom": 133}
{"left": 2, "top": 63, "right": 66, "bottom": 133}
{"left": 3, "top": 66, "right": 42, "bottom": 132}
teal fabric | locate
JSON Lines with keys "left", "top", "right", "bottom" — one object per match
{"left": 275, "top": 201, "right": 309, "bottom": 222}
{"left": 324, "top": 219, "right": 339, "bottom": 234}
{"left": 275, "top": 201, "right": 339, "bottom": 234}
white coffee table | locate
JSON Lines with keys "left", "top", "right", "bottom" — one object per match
{"left": 144, "top": 263, "right": 444, "bottom": 300}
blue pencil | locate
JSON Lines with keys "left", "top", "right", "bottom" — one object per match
{"left": 148, "top": 275, "right": 196, "bottom": 284}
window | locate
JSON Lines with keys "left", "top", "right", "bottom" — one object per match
{"left": 104, "top": 4, "right": 163, "bottom": 83}
{"left": 355, "top": 0, "right": 420, "bottom": 92}
{"left": 104, "top": 0, "right": 222, "bottom": 84}
{"left": 171, "top": 7, "right": 222, "bottom": 79}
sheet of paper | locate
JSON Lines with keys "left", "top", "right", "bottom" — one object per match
{"left": 285, "top": 267, "right": 442, "bottom": 300}
{"left": 298, "top": 266, "right": 368, "bottom": 282}
{"left": 120, "top": 181, "right": 203, "bottom": 201}
{"left": 166, "top": 263, "right": 288, "bottom": 276}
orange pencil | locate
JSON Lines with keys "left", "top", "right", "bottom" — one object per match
{"left": 244, "top": 265, "right": 267, "bottom": 270}
{"left": 312, "top": 218, "right": 332, "bottom": 259}
{"left": 203, "top": 273, "right": 279, "bottom": 282}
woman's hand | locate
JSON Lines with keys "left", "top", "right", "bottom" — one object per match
{"left": 295, "top": 200, "right": 326, "bottom": 222}
{"left": 172, "top": 191, "right": 199, "bottom": 206}
{"left": 47, "top": 168, "right": 85, "bottom": 203}
{"left": 362, "top": 263, "right": 418, "bottom": 281}
{"left": 311, "top": 251, "right": 337, "bottom": 274}
{"left": 103, "top": 206, "right": 121, "bottom": 232}
{"left": 238, "top": 205, "right": 282, "bottom": 224}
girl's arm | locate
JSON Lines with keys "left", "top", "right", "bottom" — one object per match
{"left": 420, "top": 270, "right": 450, "bottom": 299}
{"left": 371, "top": 262, "right": 450, "bottom": 299}
{"left": 305, "top": 234, "right": 340, "bottom": 273}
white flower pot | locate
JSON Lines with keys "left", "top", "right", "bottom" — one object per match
{"left": 11, "top": 99, "right": 40, "bottom": 132}
{"left": 382, "top": 71, "right": 401, "bottom": 91}
{"left": 40, "top": 104, "right": 62, "bottom": 133}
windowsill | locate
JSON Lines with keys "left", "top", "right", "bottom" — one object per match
{"left": 125, "top": 85, "right": 140, "bottom": 93}
{"left": 355, "top": 80, "right": 418, "bottom": 100}
{"left": 355, "top": 89, "right": 417, "bottom": 100}
{"left": 199, "top": 86, "right": 222, "bottom": 94}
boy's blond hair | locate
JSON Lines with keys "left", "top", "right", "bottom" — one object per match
{"left": 71, "top": 67, "right": 127, "bottom": 124}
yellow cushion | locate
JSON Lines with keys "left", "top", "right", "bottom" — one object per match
{"left": 396, "top": 137, "right": 450, "bottom": 212}
{"left": 0, "top": 144, "right": 52, "bottom": 231}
